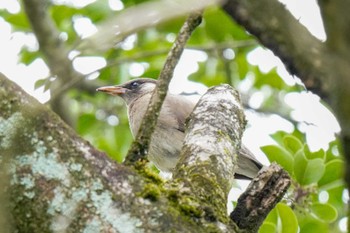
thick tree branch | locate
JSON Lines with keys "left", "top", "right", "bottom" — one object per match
{"left": 0, "top": 73, "right": 236, "bottom": 232}
{"left": 316, "top": 1, "right": 350, "bottom": 203}
{"left": 230, "top": 164, "right": 291, "bottom": 232}
{"left": 124, "top": 12, "right": 202, "bottom": 166}
{"left": 222, "top": 0, "right": 330, "bottom": 97}
{"left": 317, "top": 0, "right": 350, "bottom": 56}
{"left": 173, "top": 84, "right": 246, "bottom": 226}
{"left": 1, "top": 72, "right": 287, "bottom": 232}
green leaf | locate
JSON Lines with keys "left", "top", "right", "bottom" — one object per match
{"left": 260, "top": 207, "right": 278, "bottom": 233}
{"left": 270, "top": 130, "right": 304, "bottom": 147}
{"left": 265, "top": 207, "right": 278, "bottom": 224}
{"left": 276, "top": 203, "right": 298, "bottom": 233}
{"left": 318, "top": 159, "right": 344, "bottom": 188}
{"left": 204, "top": 8, "right": 234, "bottom": 42}
{"left": 235, "top": 52, "right": 250, "bottom": 80}
{"left": 34, "top": 78, "right": 46, "bottom": 90}
{"left": 302, "top": 158, "right": 325, "bottom": 185}
{"left": 325, "top": 140, "right": 342, "bottom": 161}
{"left": 3, "top": 12, "right": 30, "bottom": 30}
{"left": 204, "top": 8, "right": 251, "bottom": 41}
{"left": 259, "top": 222, "right": 276, "bottom": 233}
{"left": 82, "top": 0, "right": 113, "bottom": 22}
{"left": 283, "top": 135, "right": 303, "bottom": 154}
{"left": 77, "top": 113, "right": 97, "bottom": 135}
{"left": 261, "top": 145, "right": 294, "bottom": 174}
{"left": 20, "top": 49, "right": 38, "bottom": 65}
{"left": 310, "top": 203, "right": 338, "bottom": 223}
{"left": 293, "top": 150, "right": 308, "bottom": 183}
{"left": 304, "top": 145, "right": 325, "bottom": 160}
{"left": 294, "top": 150, "right": 325, "bottom": 185}
{"left": 254, "top": 67, "right": 285, "bottom": 90}
{"left": 300, "top": 221, "right": 329, "bottom": 233}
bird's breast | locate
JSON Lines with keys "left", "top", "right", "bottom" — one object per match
{"left": 127, "top": 95, "right": 185, "bottom": 172}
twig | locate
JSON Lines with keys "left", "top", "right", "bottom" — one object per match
{"left": 124, "top": 12, "right": 203, "bottom": 166}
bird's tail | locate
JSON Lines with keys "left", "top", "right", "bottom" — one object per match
{"left": 234, "top": 145, "right": 263, "bottom": 180}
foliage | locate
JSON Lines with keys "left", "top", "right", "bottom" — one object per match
{"left": 261, "top": 132, "right": 344, "bottom": 233}
{"left": 0, "top": 0, "right": 345, "bottom": 232}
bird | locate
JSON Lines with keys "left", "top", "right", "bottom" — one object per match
{"left": 97, "top": 78, "right": 263, "bottom": 179}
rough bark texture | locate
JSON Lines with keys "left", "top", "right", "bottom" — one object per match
{"left": 230, "top": 164, "right": 290, "bottom": 232}
{"left": 173, "top": 84, "right": 246, "bottom": 225}
{"left": 0, "top": 73, "right": 212, "bottom": 232}
{"left": 0, "top": 73, "right": 289, "bottom": 232}
{"left": 222, "top": 0, "right": 330, "bottom": 97}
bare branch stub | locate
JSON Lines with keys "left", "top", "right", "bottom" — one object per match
{"left": 230, "top": 163, "right": 291, "bottom": 232}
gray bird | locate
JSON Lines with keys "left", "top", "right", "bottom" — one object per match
{"left": 97, "top": 78, "right": 263, "bottom": 179}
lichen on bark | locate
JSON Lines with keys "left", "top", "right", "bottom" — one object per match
{"left": 1, "top": 73, "right": 236, "bottom": 233}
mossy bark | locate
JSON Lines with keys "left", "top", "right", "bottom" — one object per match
{"left": 0, "top": 73, "right": 287, "bottom": 232}
{"left": 0, "top": 74, "right": 243, "bottom": 232}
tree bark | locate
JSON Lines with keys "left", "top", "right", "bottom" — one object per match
{"left": 230, "top": 164, "right": 290, "bottom": 232}
{"left": 0, "top": 73, "right": 207, "bottom": 232}
{"left": 0, "top": 73, "right": 289, "bottom": 232}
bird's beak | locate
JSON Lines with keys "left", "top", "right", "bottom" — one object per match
{"left": 96, "top": 86, "right": 127, "bottom": 96}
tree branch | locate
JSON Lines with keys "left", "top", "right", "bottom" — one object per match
{"left": 230, "top": 163, "right": 291, "bottom": 232}
{"left": 22, "top": 0, "right": 86, "bottom": 126}
{"left": 172, "top": 84, "right": 246, "bottom": 226}
{"left": 222, "top": 0, "right": 330, "bottom": 97}
{"left": 1, "top": 72, "right": 286, "bottom": 232}
{"left": 124, "top": 12, "right": 202, "bottom": 166}
{"left": 317, "top": 0, "right": 350, "bottom": 56}
{"left": 0, "top": 73, "right": 234, "bottom": 232}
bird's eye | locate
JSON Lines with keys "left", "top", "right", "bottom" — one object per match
{"left": 130, "top": 81, "right": 140, "bottom": 89}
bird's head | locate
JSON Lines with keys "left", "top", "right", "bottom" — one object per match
{"left": 97, "top": 78, "right": 157, "bottom": 105}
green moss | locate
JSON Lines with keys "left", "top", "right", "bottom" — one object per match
{"left": 165, "top": 182, "right": 203, "bottom": 219}
{"left": 168, "top": 166, "right": 231, "bottom": 224}
{"left": 136, "top": 164, "right": 164, "bottom": 185}
{"left": 139, "top": 183, "right": 161, "bottom": 201}
{"left": 177, "top": 197, "right": 202, "bottom": 218}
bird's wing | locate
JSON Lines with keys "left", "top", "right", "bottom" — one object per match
{"left": 160, "top": 94, "right": 196, "bottom": 133}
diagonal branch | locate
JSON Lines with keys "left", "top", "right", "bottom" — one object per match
{"left": 22, "top": 0, "right": 85, "bottom": 94}
{"left": 317, "top": 0, "right": 350, "bottom": 55}
{"left": 124, "top": 12, "right": 202, "bottom": 166}
{"left": 22, "top": 0, "right": 88, "bottom": 125}
{"left": 222, "top": 0, "right": 330, "bottom": 98}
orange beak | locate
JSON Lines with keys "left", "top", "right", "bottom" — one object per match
{"left": 96, "top": 86, "right": 127, "bottom": 96}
